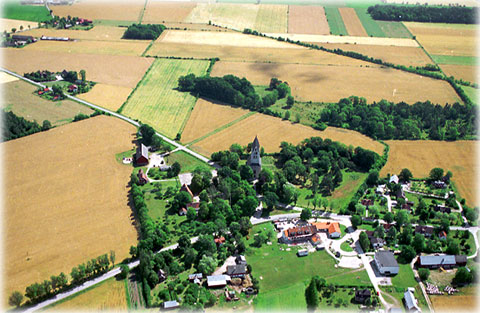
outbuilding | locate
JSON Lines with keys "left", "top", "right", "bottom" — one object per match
{"left": 374, "top": 251, "right": 399, "bottom": 275}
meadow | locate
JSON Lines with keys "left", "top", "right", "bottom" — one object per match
{"left": 376, "top": 21, "right": 412, "bottom": 38}
{"left": 4, "top": 115, "right": 138, "bottom": 303}
{"left": 352, "top": 7, "right": 386, "bottom": 37}
{"left": 324, "top": 7, "right": 348, "bottom": 36}
{"left": 431, "top": 55, "right": 477, "bottom": 66}
{"left": 121, "top": 58, "right": 209, "bottom": 138}
{"left": 253, "top": 4, "right": 288, "bottom": 33}
{"left": 2, "top": 2, "right": 51, "bottom": 22}
{"left": 77, "top": 83, "right": 133, "bottom": 112}
{"left": 165, "top": 150, "right": 211, "bottom": 173}
{"left": 287, "top": 5, "right": 330, "bottom": 35}
{"left": 339, "top": 7, "right": 367, "bottom": 37}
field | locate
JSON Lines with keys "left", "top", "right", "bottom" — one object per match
{"left": 142, "top": 0, "right": 196, "bottom": 23}
{"left": 376, "top": 21, "right": 412, "bottom": 38}
{"left": 210, "top": 60, "right": 460, "bottom": 104}
{"left": 0, "top": 71, "right": 19, "bottom": 84}
{"left": 180, "top": 98, "right": 251, "bottom": 144}
{"left": 121, "top": 58, "right": 209, "bottom": 138}
{"left": 461, "top": 86, "right": 477, "bottom": 104}
{"left": 324, "top": 7, "right": 347, "bottom": 35}
{"left": 44, "top": 278, "right": 127, "bottom": 311}
{"left": 253, "top": 4, "right": 288, "bottom": 33}
{"left": 0, "top": 18, "right": 38, "bottom": 33}
{"left": 381, "top": 140, "right": 477, "bottom": 207}
{"left": 2, "top": 2, "right": 51, "bottom": 22}
{"left": 191, "top": 113, "right": 384, "bottom": 157}
{"left": 77, "top": 83, "right": 133, "bottom": 112}
{"left": 270, "top": 33, "right": 419, "bottom": 47}
{"left": 319, "top": 43, "right": 431, "bottom": 67}
{"left": 20, "top": 25, "right": 128, "bottom": 41}
{"left": 3, "top": 49, "right": 153, "bottom": 88}
{"left": 430, "top": 286, "right": 478, "bottom": 312}
{"left": 184, "top": 3, "right": 259, "bottom": 31}
{"left": 52, "top": 0, "right": 145, "bottom": 22}
{"left": 441, "top": 64, "right": 477, "bottom": 84}
{"left": 431, "top": 55, "right": 477, "bottom": 66}
{"left": 4, "top": 115, "right": 138, "bottom": 304}
{"left": 287, "top": 5, "right": 329, "bottom": 35}
{"left": 338, "top": 7, "right": 367, "bottom": 37}
{"left": 165, "top": 151, "right": 210, "bottom": 173}
{"left": 353, "top": 7, "right": 386, "bottom": 37}
{"left": 2, "top": 80, "right": 93, "bottom": 126}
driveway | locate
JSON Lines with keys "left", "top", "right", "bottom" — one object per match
{"left": 213, "top": 256, "right": 236, "bottom": 276}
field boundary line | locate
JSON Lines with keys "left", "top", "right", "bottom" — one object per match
{"left": 177, "top": 95, "right": 199, "bottom": 139}
{"left": 141, "top": 40, "right": 155, "bottom": 57}
{"left": 124, "top": 278, "right": 132, "bottom": 309}
{"left": 138, "top": 0, "right": 148, "bottom": 24}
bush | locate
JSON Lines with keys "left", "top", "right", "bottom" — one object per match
{"left": 418, "top": 268, "right": 430, "bottom": 281}
{"left": 118, "top": 264, "right": 130, "bottom": 279}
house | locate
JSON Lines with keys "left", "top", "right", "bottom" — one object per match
{"left": 135, "top": 143, "right": 149, "bottom": 165}
{"left": 396, "top": 188, "right": 405, "bottom": 199}
{"left": 186, "top": 202, "right": 200, "bottom": 212}
{"left": 355, "top": 289, "right": 371, "bottom": 304}
{"left": 313, "top": 222, "right": 341, "bottom": 238}
{"left": 214, "top": 236, "right": 226, "bottom": 245}
{"left": 297, "top": 249, "right": 309, "bottom": 257}
{"left": 188, "top": 273, "right": 203, "bottom": 281}
{"left": 236, "top": 255, "right": 247, "bottom": 265}
{"left": 376, "top": 185, "right": 385, "bottom": 194}
{"left": 68, "top": 84, "right": 78, "bottom": 92}
{"left": 455, "top": 255, "right": 467, "bottom": 267}
{"left": 137, "top": 169, "right": 148, "bottom": 185}
{"left": 365, "top": 230, "right": 375, "bottom": 239}
{"left": 374, "top": 251, "right": 399, "bottom": 275}
{"left": 415, "top": 225, "right": 434, "bottom": 238}
{"left": 371, "top": 237, "right": 385, "bottom": 249}
{"left": 207, "top": 275, "right": 230, "bottom": 288}
{"left": 310, "top": 234, "right": 322, "bottom": 246}
{"left": 402, "top": 203, "right": 412, "bottom": 211}
{"left": 434, "top": 205, "right": 451, "bottom": 214}
{"left": 383, "top": 223, "right": 395, "bottom": 232}
{"left": 417, "top": 254, "right": 467, "bottom": 269}
{"left": 12, "top": 34, "right": 36, "bottom": 43}
{"left": 438, "top": 231, "right": 447, "bottom": 240}
{"left": 281, "top": 225, "right": 317, "bottom": 244}
{"left": 157, "top": 269, "right": 167, "bottom": 283}
{"left": 389, "top": 175, "right": 399, "bottom": 184}
{"left": 180, "top": 183, "right": 194, "bottom": 198}
{"left": 163, "top": 300, "right": 180, "bottom": 310}
{"left": 226, "top": 264, "right": 247, "bottom": 278}
{"left": 433, "top": 180, "right": 447, "bottom": 189}
{"left": 225, "top": 290, "right": 238, "bottom": 301}
{"left": 361, "top": 199, "right": 373, "bottom": 207}
{"left": 247, "top": 136, "right": 261, "bottom": 179}
{"left": 403, "top": 288, "right": 421, "bottom": 312}
{"left": 178, "top": 208, "right": 187, "bottom": 216}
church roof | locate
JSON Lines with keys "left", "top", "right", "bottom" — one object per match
{"left": 252, "top": 136, "right": 260, "bottom": 149}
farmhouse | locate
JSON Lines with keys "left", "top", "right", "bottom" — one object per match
{"left": 226, "top": 264, "right": 247, "bottom": 278}
{"left": 207, "top": 275, "right": 231, "bottom": 288}
{"left": 415, "top": 225, "right": 434, "bottom": 238}
{"left": 434, "top": 204, "right": 451, "bottom": 214}
{"left": 280, "top": 225, "right": 317, "bottom": 244}
{"left": 313, "top": 221, "right": 341, "bottom": 238}
{"left": 417, "top": 254, "right": 467, "bottom": 269}
{"left": 247, "top": 136, "right": 261, "bottom": 179}
{"left": 403, "top": 288, "right": 421, "bottom": 312}
{"left": 355, "top": 289, "right": 371, "bottom": 304}
{"left": 433, "top": 180, "right": 447, "bottom": 189}
{"left": 374, "top": 251, "right": 399, "bottom": 275}
{"left": 135, "top": 143, "right": 149, "bottom": 165}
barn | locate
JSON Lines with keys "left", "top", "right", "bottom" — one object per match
{"left": 135, "top": 143, "right": 149, "bottom": 165}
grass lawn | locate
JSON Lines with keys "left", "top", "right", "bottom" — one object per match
{"left": 142, "top": 180, "right": 181, "bottom": 222}
{"left": 340, "top": 241, "right": 353, "bottom": 252}
{"left": 324, "top": 7, "right": 348, "bottom": 36}
{"left": 431, "top": 55, "right": 477, "bottom": 66}
{"left": 2, "top": 2, "right": 52, "bottom": 22}
{"left": 115, "top": 148, "right": 136, "bottom": 165}
{"left": 353, "top": 7, "right": 386, "bottom": 37}
{"left": 165, "top": 150, "right": 212, "bottom": 173}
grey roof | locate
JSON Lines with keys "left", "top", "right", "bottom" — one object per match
{"left": 371, "top": 237, "right": 385, "bottom": 245}
{"left": 226, "top": 264, "right": 247, "bottom": 275}
{"left": 188, "top": 273, "right": 203, "bottom": 280}
{"left": 207, "top": 275, "right": 230, "bottom": 286}
{"left": 415, "top": 225, "right": 434, "bottom": 234}
{"left": 355, "top": 289, "right": 371, "bottom": 297}
{"left": 252, "top": 135, "right": 260, "bottom": 149}
{"left": 136, "top": 143, "right": 148, "bottom": 160}
{"left": 419, "top": 255, "right": 456, "bottom": 266}
{"left": 404, "top": 290, "right": 418, "bottom": 310}
{"left": 455, "top": 255, "right": 467, "bottom": 264}
{"left": 163, "top": 300, "right": 179, "bottom": 309}
{"left": 375, "top": 251, "right": 399, "bottom": 268}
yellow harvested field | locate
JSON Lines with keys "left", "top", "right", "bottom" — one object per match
{"left": 319, "top": 43, "right": 432, "bottom": 67}
{"left": 288, "top": 5, "right": 330, "bottom": 35}
{"left": 381, "top": 140, "right": 478, "bottom": 207}
{"left": 338, "top": 7, "right": 367, "bottom": 37}
{"left": 52, "top": 0, "right": 144, "bottom": 21}
{"left": 0, "top": 71, "right": 19, "bottom": 84}
{"left": 159, "top": 30, "right": 300, "bottom": 49}
{"left": 181, "top": 98, "right": 250, "bottom": 144}
{"left": 430, "top": 286, "right": 478, "bottom": 313}
{"left": 254, "top": 5, "right": 288, "bottom": 33}
{"left": 185, "top": 3, "right": 259, "bottom": 31}
{"left": 20, "top": 25, "right": 127, "bottom": 41}
{"left": 45, "top": 278, "right": 127, "bottom": 311}
{"left": 23, "top": 39, "right": 150, "bottom": 56}
{"left": 77, "top": 83, "right": 133, "bottom": 112}
{"left": 0, "top": 18, "right": 38, "bottom": 33}
{"left": 210, "top": 61, "right": 460, "bottom": 105}
{"left": 143, "top": 1, "right": 197, "bottom": 23}
{"left": 265, "top": 33, "right": 419, "bottom": 47}
{"left": 192, "top": 113, "right": 384, "bottom": 156}
{"left": 441, "top": 64, "right": 478, "bottom": 84}
{"left": 3, "top": 49, "right": 153, "bottom": 88}
{"left": 4, "top": 115, "right": 138, "bottom": 303}
{"left": 405, "top": 22, "right": 476, "bottom": 56}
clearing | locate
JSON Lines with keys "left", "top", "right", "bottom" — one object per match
{"left": 338, "top": 7, "right": 367, "bottom": 37}
{"left": 0, "top": 18, "right": 38, "bottom": 33}
{"left": 288, "top": 5, "right": 329, "bottom": 35}
{"left": 253, "top": 4, "right": 288, "bottom": 33}
{"left": 4, "top": 115, "right": 138, "bottom": 303}
{"left": 2, "top": 79, "right": 93, "bottom": 126}
{"left": 77, "top": 83, "right": 133, "bottom": 112}
{"left": 2, "top": 2, "right": 51, "bottom": 22}
{"left": 121, "top": 58, "right": 209, "bottom": 139}
{"left": 142, "top": 0, "right": 196, "bottom": 23}
{"left": 184, "top": 3, "right": 259, "bottom": 31}
{"left": 381, "top": 140, "right": 477, "bottom": 207}
{"left": 52, "top": 0, "right": 145, "bottom": 22}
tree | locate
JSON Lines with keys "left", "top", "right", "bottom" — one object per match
{"left": 276, "top": 82, "right": 290, "bottom": 99}
{"left": 351, "top": 215, "right": 362, "bottom": 228}
{"left": 198, "top": 255, "right": 217, "bottom": 275}
{"left": 264, "top": 192, "right": 279, "bottom": 209}
{"left": 109, "top": 250, "right": 116, "bottom": 267}
{"left": 400, "top": 245, "right": 416, "bottom": 263}
{"left": 118, "top": 264, "right": 130, "bottom": 279}
{"left": 418, "top": 268, "right": 430, "bottom": 281}
{"left": 395, "top": 210, "right": 408, "bottom": 228}
{"left": 429, "top": 167, "right": 444, "bottom": 181}
{"left": 139, "top": 124, "right": 155, "bottom": 146}
{"left": 453, "top": 267, "right": 473, "bottom": 285}
{"left": 305, "top": 280, "right": 319, "bottom": 311}
{"left": 8, "top": 291, "right": 23, "bottom": 307}
{"left": 295, "top": 113, "right": 301, "bottom": 123}
{"left": 239, "top": 164, "right": 254, "bottom": 181}
{"left": 384, "top": 212, "right": 394, "bottom": 224}
{"left": 412, "top": 233, "right": 425, "bottom": 253}
{"left": 286, "top": 95, "right": 294, "bottom": 106}
{"left": 446, "top": 240, "right": 460, "bottom": 255}
{"left": 399, "top": 168, "right": 413, "bottom": 182}
{"left": 11, "top": 28, "right": 16, "bottom": 33}
{"left": 129, "top": 246, "right": 137, "bottom": 259}
{"left": 366, "top": 170, "right": 379, "bottom": 186}
{"left": 301, "top": 208, "right": 312, "bottom": 221}
{"left": 187, "top": 207, "right": 197, "bottom": 221}
{"left": 359, "top": 231, "right": 370, "bottom": 252}
{"left": 284, "top": 110, "right": 291, "bottom": 120}
{"left": 79, "top": 69, "right": 86, "bottom": 82}
{"left": 42, "top": 120, "right": 52, "bottom": 131}
{"left": 173, "top": 191, "right": 192, "bottom": 210}
{"left": 168, "top": 162, "right": 181, "bottom": 177}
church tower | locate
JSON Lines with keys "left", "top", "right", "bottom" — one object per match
{"left": 247, "top": 136, "right": 261, "bottom": 179}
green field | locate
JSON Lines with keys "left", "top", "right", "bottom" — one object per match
{"left": 463, "top": 86, "right": 478, "bottom": 105}
{"left": 165, "top": 150, "right": 212, "bottom": 173}
{"left": 2, "top": 1, "right": 52, "bottom": 22}
{"left": 431, "top": 55, "right": 477, "bottom": 66}
{"left": 121, "top": 59, "right": 209, "bottom": 139}
{"left": 377, "top": 21, "right": 412, "bottom": 38}
{"left": 353, "top": 7, "right": 385, "bottom": 37}
{"left": 324, "top": 7, "right": 348, "bottom": 36}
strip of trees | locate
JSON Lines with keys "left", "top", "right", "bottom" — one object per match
{"left": 3, "top": 110, "right": 51, "bottom": 141}
{"left": 122, "top": 24, "right": 166, "bottom": 40}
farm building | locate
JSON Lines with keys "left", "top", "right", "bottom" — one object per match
{"left": 415, "top": 225, "right": 434, "bottom": 238}
{"left": 355, "top": 289, "right": 371, "bottom": 304}
{"left": 163, "top": 300, "right": 180, "bottom": 310}
{"left": 186, "top": 202, "right": 200, "bottom": 211}
{"left": 236, "top": 255, "right": 247, "bottom": 265}
{"left": 371, "top": 237, "right": 385, "bottom": 249}
{"left": 207, "top": 275, "right": 231, "bottom": 288}
{"left": 137, "top": 169, "right": 148, "bottom": 185}
{"left": 280, "top": 225, "right": 317, "bottom": 244}
{"left": 40, "top": 35, "right": 70, "bottom": 41}
{"left": 226, "top": 264, "right": 247, "bottom": 278}
{"left": 417, "top": 254, "right": 467, "bottom": 269}
{"left": 313, "top": 221, "right": 341, "bottom": 238}
{"left": 188, "top": 273, "right": 203, "bottom": 284}
{"left": 297, "top": 249, "right": 309, "bottom": 257}
{"left": 247, "top": 136, "right": 261, "bottom": 179}
{"left": 12, "top": 35, "right": 37, "bottom": 43}
{"left": 389, "top": 175, "right": 399, "bottom": 184}
{"left": 374, "top": 251, "right": 399, "bottom": 275}
{"left": 433, "top": 180, "right": 447, "bottom": 189}
{"left": 403, "top": 288, "right": 421, "bottom": 312}
{"left": 434, "top": 205, "right": 451, "bottom": 214}
{"left": 135, "top": 143, "right": 149, "bottom": 165}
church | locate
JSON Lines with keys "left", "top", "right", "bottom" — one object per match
{"left": 247, "top": 136, "right": 261, "bottom": 179}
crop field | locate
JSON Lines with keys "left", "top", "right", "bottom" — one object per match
{"left": 210, "top": 60, "right": 460, "bottom": 105}
{"left": 287, "top": 5, "right": 329, "bottom": 35}
{"left": 181, "top": 98, "right": 251, "bottom": 144}
{"left": 338, "top": 7, "right": 367, "bottom": 37}
{"left": 253, "top": 4, "right": 288, "bottom": 33}
{"left": 52, "top": 0, "right": 145, "bottom": 21}
{"left": 142, "top": 1, "right": 197, "bottom": 23}
{"left": 44, "top": 278, "right": 127, "bottom": 311}
{"left": 431, "top": 55, "right": 477, "bottom": 66}
{"left": 319, "top": 43, "right": 431, "bottom": 67}
{"left": 461, "top": 86, "right": 477, "bottom": 104}
{"left": 2, "top": 80, "right": 93, "bottom": 126}
{"left": 77, "top": 83, "right": 133, "bottom": 112}
{"left": 2, "top": 2, "right": 51, "bottom": 22}
{"left": 269, "top": 33, "right": 419, "bottom": 47}
{"left": 20, "top": 25, "right": 127, "bottom": 41}
{"left": 353, "top": 7, "right": 385, "bottom": 37}
{"left": 184, "top": 3, "right": 259, "bottom": 31}
{"left": 441, "top": 64, "right": 477, "bottom": 84}
{"left": 4, "top": 115, "right": 138, "bottom": 302}
{"left": 0, "top": 71, "right": 19, "bottom": 84}
{"left": 122, "top": 59, "right": 209, "bottom": 139}
{"left": 324, "top": 7, "right": 347, "bottom": 35}
{"left": 0, "top": 18, "right": 38, "bottom": 33}
{"left": 376, "top": 21, "right": 412, "bottom": 38}
{"left": 430, "top": 286, "right": 478, "bottom": 312}
{"left": 381, "top": 140, "right": 477, "bottom": 207}
{"left": 3, "top": 49, "right": 153, "bottom": 88}
{"left": 191, "top": 113, "right": 384, "bottom": 157}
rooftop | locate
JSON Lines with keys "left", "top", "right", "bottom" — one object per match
{"left": 375, "top": 251, "right": 398, "bottom": 268}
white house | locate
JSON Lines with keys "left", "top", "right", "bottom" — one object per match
{"left": 374, "top": 251, "right": 399, "bottom": 275}
{"left": 404, "top": 287, "right": 421, "bottom": 312}
{"left": 390, "top": 175, "right": 399, "bottom": 184}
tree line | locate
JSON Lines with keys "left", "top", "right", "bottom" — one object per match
{"left": 367, "top": 4, "right": 476, "bottom": 24}
{"left": 122, "top": 24, "right": 166, "bottom": 40}
{"left": 3, "top": 111, "right": 51, "bottom": 141}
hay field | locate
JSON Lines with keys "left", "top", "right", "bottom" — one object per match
{"left": 77, "top": 84, "right": 133, "bottom": 112}
{"left": 338, "top": 7, "right": 367, "bottom": 37}
{"left": 181, "top": 98, "right": 251, "bottom": 144}
{"left": 441, "top": 64, "right": 477, "bottom": 84}
{"left": 20, "top": 25, "right": 127, "bottom": 41}
{"left": 159, "top": 30, "right": 300, "bottom": 49}
{"left": 430, "top": 286, "right": 478, "bottom": 313}
{"left": 192, "top": 113, "right": 384, "bottom": 156}
{"left": 2, "top": 80, "right": 93, "bottom": 126}
{"left": 210, "top": 61, "right": 460, "bottom": 105}
{"left": 381, "top": 140, "right": 477, "bottom": 207}
{"left": 3, "top": 49, "right": 153, "bottom": 88}
{"left": 52, "top": 0, "right": 145, "bottom": 21}
{"left": 288, "top": 6, "right": 329, "bottom": 35}
{"left": 319, "top": 43, "right": 431, "bottom": 67}
{"left": 23, "top": 39, "right": 150, "bottom": 56}
{"left": 253, "top": 4, "right": 288, "bottom": 33}
{"left": 142, "top": 1, "right": 197, "bottom": 23}
{"left": 185, "top": 3, "right": 259, "bottom": 31}
{"left": 4, "top": 115, "right": 138, "bottom": 302}
{"left": 122, "top": 59, "right": 209, "bottom": 138}
{"left": 45, "top": 278, "right": 127, "bottom": 311}
{"left": 0, "top": 71, "right": 19, "bottom": 84}
{"left": 0, "top": 18, "right": 38, "bottom": 33}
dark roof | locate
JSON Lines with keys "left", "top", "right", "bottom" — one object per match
{"left": 455, "top": 255, "right": 467, "bottom": 264}
{"left": 355, "top": 289, "right": 371, "bottom": 297}
{"left": 371, "top": 237, "right": 385, "bottom": 245}
{"left": 226, "top": 264, "right": 247, "bottom": 275}
{"left": 375, "top": 251, "right": 398, "bottom": 268}
{"left": 252, "top": 135, "right": 260, "bottom": 149}
{"left": 12, "top": 35, "right": 34, "bottom": 41}
{"left": 365, "top": 230, "right": 375, "bottom": 238}
{"left": 415, "top": 225, "right": 434, "bottom": 235}
{"left": 188, "top": 273, "right": 203, "bottom": 280}
{"left": 136, "top": 143, "right": 148, "bottom": 161}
